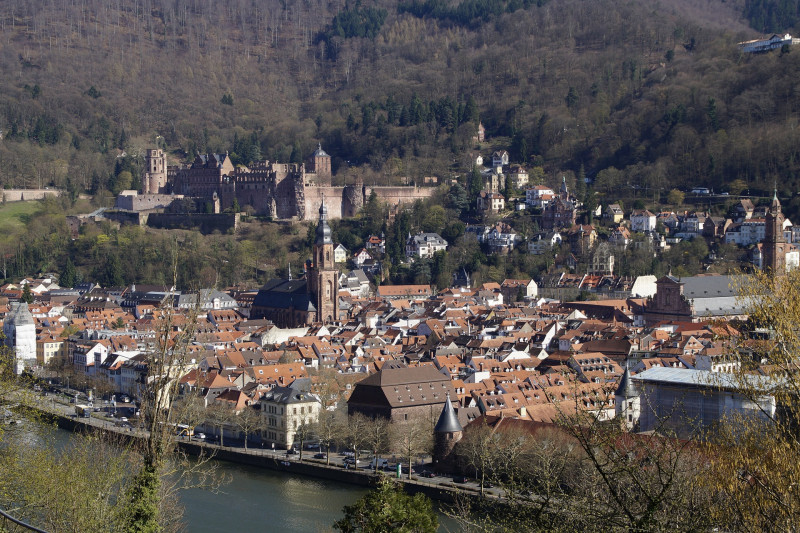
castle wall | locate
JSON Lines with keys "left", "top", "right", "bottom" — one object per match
{"left": 116, "top": 193, "right": 181, "bottom": 211}
{"left": 2, "top": 189, "right": 61, "bottom": 202}
{"left": 303, "top": 186, "right": 347, "bottom": 220}
{"left": 365, "top": 186, "right": 437, "bottom": 207}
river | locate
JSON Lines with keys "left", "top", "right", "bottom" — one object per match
{"left": 9, "top": 420, "right": 458, "bottom": 532}
{"left": 180, "top": 460, "right": 368, "bottom": 532}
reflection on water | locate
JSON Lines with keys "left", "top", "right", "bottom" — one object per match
{"left": 10, "top": 422, "right": 458, "bottom": 532}
{"left": 181, "top": 462, "right": 368, "bottom": 533}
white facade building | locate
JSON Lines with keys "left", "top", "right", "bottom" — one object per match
{"left": 630, "top": 209, "right": 657, "bottom": 233}
{"left": 406, "top": 233, "right": 448, "bottom": 259}
{"left": 3, "top": 302, "right": 36, "bottom": 374}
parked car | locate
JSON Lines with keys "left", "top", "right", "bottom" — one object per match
{"left": 369, "top": 458, "right": 389, "bottom": 470}
{"left": 343, "top": 457, "right": 365, "bottom": 467}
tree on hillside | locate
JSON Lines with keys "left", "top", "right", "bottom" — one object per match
{"left": 667, "top": 188, "right": 685, "bottom": 206}
{"left": 333, "top": 477, "right": 437, "bottom": 533}
{"left": 706, "top": 269, "right": 800, "bottom": 531}
{"left": 60, "top": 257, "right": 77, "bottom": 288}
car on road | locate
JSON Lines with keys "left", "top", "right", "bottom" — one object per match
{"left": 419, "top": 471, "right": 436, "bottom": 478}
{"left": 453, "top": 475, "right": 470, "bottom": 483}
{"left": 119, "top": 417, "right": 128, "bottom": 423}
{"left": 286, "top": 448, "right": 298, "bottom": 455}
{"left": 195, "top": 432, "right": 206, "bottom": 440}
{"left": 313, "top": 452, "right": 326, "bottom": 459}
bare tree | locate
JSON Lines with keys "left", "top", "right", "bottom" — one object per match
{"left": 313, "top": 407, "right": 345, "bottom": 465}
{"left": 390, "top": 417, "right": 432, "bottom": 480}
{"left": 232, "top": 404, "right": 261, "bottom": 450}
{"left": 206, "top": 401, "right": 234, "bottom": 447}
{"left": 342, "top": 412, "right": 370, "bottom": 466}
{"left": 364, "top": 415, "right": 390, "bottom": 473}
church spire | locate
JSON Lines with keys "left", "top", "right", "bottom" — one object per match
{"left": 315, "top": 195, "right": 332, "bottom": 245}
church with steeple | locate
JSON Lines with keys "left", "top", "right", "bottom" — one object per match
{"left": 250, "top": 198, "right": 339, "bottom": 327}
{"left": 763, "top": 189, "right": 787, "bottom": 275}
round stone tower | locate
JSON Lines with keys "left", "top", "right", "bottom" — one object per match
{"left": 433, "top": 393, "right": 463, "bottom": 471}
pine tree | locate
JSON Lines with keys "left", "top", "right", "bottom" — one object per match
{"left": 60, "top": 258, "right": 77, "bottom": 288}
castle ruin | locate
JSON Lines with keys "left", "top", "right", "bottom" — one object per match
{"left": 141, "top": 145, "right": 435, "bottom": 221}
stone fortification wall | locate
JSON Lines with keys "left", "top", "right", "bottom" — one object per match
{"left": 2, "top": 189, "right": 61, "bottom": 202}
{"left": 116, "top": 192, "right": 182, "bottom": 211}
{"left": 365, "top": 186, "right": 437, "bottom": 207}
{"left": 303, "top": 186, "right": 346, "bottom": 220}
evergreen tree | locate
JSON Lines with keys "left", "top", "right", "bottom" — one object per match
{"left": 60, "top": 258, "right": 77, "bottom": 289}
{"left": 21, "top": 283, "right": 33, "bottom": 304}
{"left": 333, "top": 477, "right": 437, "bottom": 533}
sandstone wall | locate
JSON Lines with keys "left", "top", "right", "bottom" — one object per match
{"left": 2, "top": 189, "right": 61, "bottom": 202}
{"left": 365, "top": 186, "right": 437, "bottom": 207}
{"left": 116, "top": 193, "right": 180, "bottom": 211}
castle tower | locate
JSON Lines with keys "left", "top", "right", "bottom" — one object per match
{"left": 615, "top": 364, "right": 640, "bottom": 431}
{"left": 307, "top": 198, "right": 339, "bottom": 323}
{"left": 764, "top": 189, "right": 786, "bottom": 275}
{"left": 433, "top": 393, "right": 463, "bottom": 471}
{"left": 560, "top": 175, "right": 569, "bottom": 200}
{"left": 311, "top": 143, "right": 331, "bottom": 183}
{"left": 143, "top": 149, "right": 168, "bottom": 194}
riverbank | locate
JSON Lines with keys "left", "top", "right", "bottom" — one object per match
{"left": 30, "top": 399, "right": 483, "bottom": 506}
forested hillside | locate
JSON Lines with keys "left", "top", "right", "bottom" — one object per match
{"left": 0, "top": 0, "right": 798, "bottom": 199}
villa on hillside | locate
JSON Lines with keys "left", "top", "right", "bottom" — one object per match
{"left": 739, "top": 33, "right": 800, "bottom": 53}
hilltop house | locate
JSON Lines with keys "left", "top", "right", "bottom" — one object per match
{"left": 406, "top": 233, "right": 448, "bottom": 259}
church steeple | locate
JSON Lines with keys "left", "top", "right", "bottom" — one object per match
{"left": 764, "top": 187, "right": 786, "bottom": 275}
{"left": 308, "top": 195, "right": 338, "bottom": 323}
{"left": 315, "top": 196, "right": 332, "bottom": 246}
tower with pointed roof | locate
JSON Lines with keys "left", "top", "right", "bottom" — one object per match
{"left": 307, "top": 198, "right": 339, "bottom": 323}
{"left": 764, "top": 188, "right": 786, "bottom": 275}
{"left": 615, "top": 364, "right": 640, "bottom": 431}
{"left": 433, "top": 392, "right": 463, "bottom": 470}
